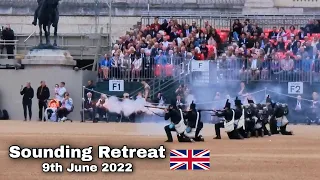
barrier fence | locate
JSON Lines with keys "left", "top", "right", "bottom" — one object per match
{"left": 100, "top": 57, "right": 320, "bottom": 84}
{"left": 141, "top": 14, "right": 320, "bottom": 30}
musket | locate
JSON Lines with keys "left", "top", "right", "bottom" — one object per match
{"left": 199, "top": 109, "right": 224, "bottom": 112}
{"left": 144, "top": 105, "right": 167, "bottom": 110}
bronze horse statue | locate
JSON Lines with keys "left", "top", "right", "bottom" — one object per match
{"left": 35, "top": 0, "right": 60, "bottom": 47}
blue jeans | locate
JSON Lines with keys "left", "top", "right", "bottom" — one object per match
{"left": 233, "top": 32, "right": 239, "bottom": 41}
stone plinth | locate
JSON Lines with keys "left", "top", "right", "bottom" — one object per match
{"left": 22, "top": 49, "right": 76, "bottom": 66}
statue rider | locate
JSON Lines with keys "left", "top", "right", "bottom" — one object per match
{"left": 32, "top": 0, "right": 59, "bottom": 27}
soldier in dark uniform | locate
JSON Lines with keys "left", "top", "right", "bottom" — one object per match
{"left": 270, "top": 103, "right": 293, "bottom": 135}
{"left": 214, "top": 99, "right": 243, "bottom": 140}
{"left": 244, "top": 99, "right": 259, "bottom": 138}
{"left": 234, "top": 97, "right": 246, "bottom": 138}
{"left": 185, "top": 101, "right": 204, "bottom": 141}
{"left": 164, "top": 100, "right": 193, "bottom": 142}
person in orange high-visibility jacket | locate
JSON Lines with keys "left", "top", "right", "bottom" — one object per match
{"left": 44, "top": 99, "right": 61, "bottom": 122}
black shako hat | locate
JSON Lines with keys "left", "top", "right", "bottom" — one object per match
{"left": 235, "top": 96, "right": 242, "bottom": 106}
{"left": 247, "top": 99, "right": 255, "bottom": 104}
{"left": 170, "top": 99, "right": 177, "bottom": 108}
{"left": 224, "top": 99, "right": 231, "bottom": 109}
{"left": 190, "top": 101, "right": 196, "bottom": 110}
{"left": 266, "top": 95, "right": 272, "bottom": 103}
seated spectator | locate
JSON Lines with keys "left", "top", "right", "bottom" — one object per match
{"left": 268, "top": 27, "right": 278, "bottom": 39}
{"left": 277, "top": 27, "right": 287, "bottom": 41}
{"left": 95, "top": 94, "right": 108, "bottom": 122}
{"left": 44, "top": 99, "right": 61, "bottom": 122}
{"left": 288, "top": 25, "right": 297, "bottom": 40}
{"left": 121, "top": 51, "right": 132, "bottom": 79}
{"left": 111, "top": 50, "right": 122, "bottom": 78}
{"left": 80, "top": 92, "right": 95, "bottom": 122}
{"left": 232, "top": 19, "right": 242, "bottom": 41}
{"left": 298, "top": 28, "right": 307, "bottom": 40}
{"left": 275, "top": 37, "right": 286, "bottom": 52}
{"left": 57, "top": 92, "right": 73, "bottom": 121}
{"left": 290, "top": 95, "right": 306, "bottom": 124}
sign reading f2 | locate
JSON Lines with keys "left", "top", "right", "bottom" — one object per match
{"left": 109, "top": 80, "right": 124, "bottom": 92}
{"left": 288, "top": 82, "right": 303, "bottom": 95}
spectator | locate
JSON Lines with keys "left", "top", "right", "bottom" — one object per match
{"left": 277, "top": 27, "right": 287, "bottom": 41}
{"left": 288, "top": 25, "right": 296, "bottom": 40}
{"left": 276, "top": 37, "right": 286, "bottom": 52}
{"left": 84, "top": 80, "right": 95, "bottom": 99}
{"left": 280, "top": 52, "right": 294, "bottom": 79}
{"left": 57, "top": 92, "right": 73, "bottom": 121}
{"left": 141, "top": 81, "right": 150, "bottom": 100}
{"left": 57, "top": 82, "right": 67, "bottom": 102}
{"left": 100, "top": 54, "right": 112, "bottom": 80}
{"left": 132, "top": 54, "right": 142, "bottom": 81}
{"left": 298, "top": 28, "right": 307, "bottom": 40}
{"left": 1, "top": 25, "right": 15, "bottom": 59}
{"left": 54, "top": 84, "right": 59, "bottom": 99}
{"left": 81, "top": 92, "right": 95, "bottom": 122}
{"left": 36, "top": 81, "right": 50, "bottom": 121}
{"left": 268, "top": 27, "right": 278, "bottom": 39}
{"left": 248, "top": 53, "right": 261, "bottom": 79}
{"left": 20, "top": 82, "right": 34, "bottom": 121}
{"left": 232, "top": 19, "right": 242, "bottom": 41}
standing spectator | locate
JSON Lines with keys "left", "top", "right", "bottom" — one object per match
{"left": 100, "top": 54, "right": 112, "bottom": 80}
{"left": 280, "top": 52, "right": 294, "bottom": 80}
{"left": 20, "top": 82, "right": 34, "bottom": 121}
{"left": 131, "top": 54, "right": 142, "bottom": 81}
{"left": 298, "top": 28, "right": 307, "bottom": 40}
{"left": 36, "top": 81, "right": 50, "bottom": 121}
{"left": 54, "top": 84, "right": 60, "bottom": 99}
{"left": 141, "top": 81, "right": 150, "bottom": 100}
{"left": 232, "top": 19, "right": 242, "bottom": 41}
{"left": 57, "top": 82, "right": 67, "bottom": 102}
{"left": 1, "top": 25, "right": 15, "bottom": 59}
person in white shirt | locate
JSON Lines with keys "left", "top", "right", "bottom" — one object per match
{"left": 57, "top": 92, "right": 73, "bottom": 121}
{"left": 161, "top": 36, "right": 169, "bottom": 47}
{"left": 95, "top": 94, "right": 108, "bottom": 122}
{"left": 131, "top": 54, "right": 142, "bottom": 81}
{"left": 57, "top": 82, "right": 67, "bottom": 102}
{"left": 54, "top": 84, "right": 60, "bottom": 100}
{"left": 249, "top": 53, "right": 260, "bottom": 79}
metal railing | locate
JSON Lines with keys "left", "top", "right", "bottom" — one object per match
{"left": 0, "top": 40, "right": 18, "bottom": 59}
{"left": 97, "top": 56, "right": 320, "bottom": 84}
{"left": 141, "top": 14, "right": 320, "bottom": 30}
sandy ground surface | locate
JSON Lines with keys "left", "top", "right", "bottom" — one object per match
{"left": 0, "top": 121, "right": 320, "bottom": 180}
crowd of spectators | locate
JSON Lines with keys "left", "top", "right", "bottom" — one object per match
{"left": 98, "top": 17, "right": 320, "bottom": 82}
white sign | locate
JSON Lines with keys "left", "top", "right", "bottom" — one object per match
{"left": 191, "top": 60, "right": 209, "bottom": 72}
{"left": 288, "top": 82, "right": 303, "bottom": 94}
{"left": 109, "top": 80, "right": 124, "bottom": 92}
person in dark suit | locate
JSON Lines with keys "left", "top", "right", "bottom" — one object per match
{"left": 36, "top": 81, "right": 50, "bottom": 121}
{"left": 1, "top": 25, "right": 15, "bottom": 59}
{"left": 141, "top": 51, "right": 153, "bottom": 79}
{"left": 268, "top": 27, "right": 278, "bottom": 39}
{"left": 238, "top": 33, "right": 249, "bottom": 47}
{"left": 20, "top": 82, "right": 34, "bottom": 121}
{"left": 182, "top": 24, "right": 192, "bottom": 37}
{"left": 80, "top": 92, "right": 95, "bottom": 122}
{"left": 297, "top": 28, "right": 307, "bottom": 40}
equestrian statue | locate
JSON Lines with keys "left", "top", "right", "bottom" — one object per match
{"left": 32, "top": 0, "right": 60, "bottom": 48}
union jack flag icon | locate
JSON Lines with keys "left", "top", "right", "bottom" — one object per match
{"left": 170, "top": 149, "right": 210, "bottom": 170}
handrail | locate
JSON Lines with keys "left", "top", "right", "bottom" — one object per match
{"left": 80, "top": 63, "right": 94, "bottom": 70}
{"left": 24, "top": 31, "right": 36, "bottom": 43}
{"left": 0, "top": 40, "right": 19, "bottom": 45}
